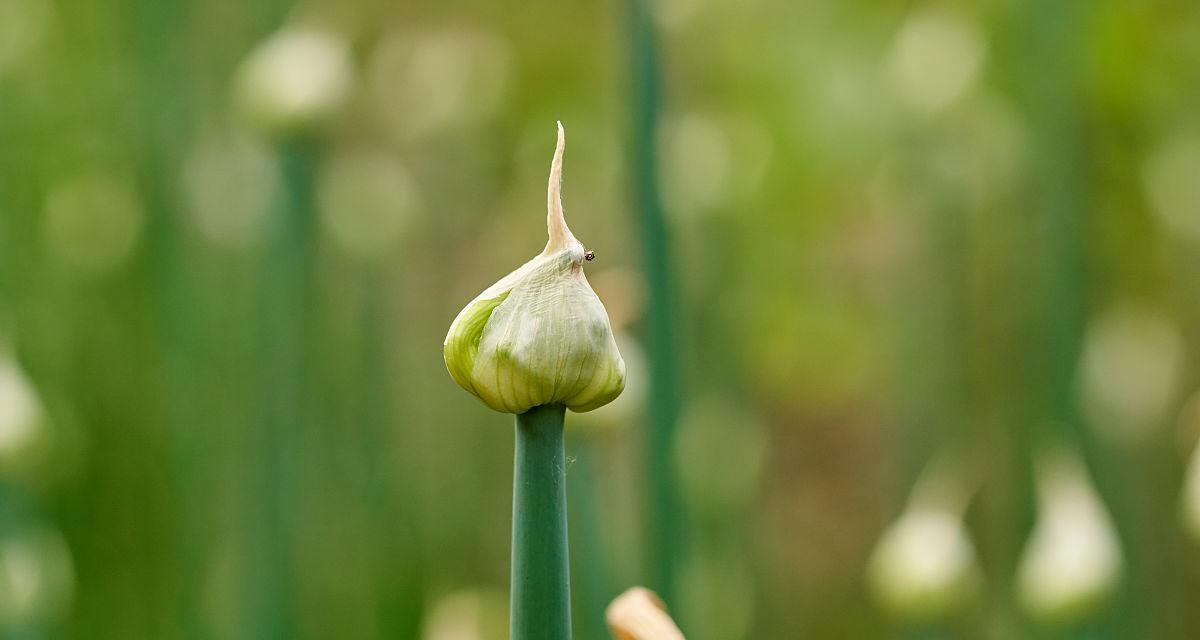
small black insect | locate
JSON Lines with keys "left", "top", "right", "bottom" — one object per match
{"left": 584, "top": 250, "right": 595, "bottom": 261}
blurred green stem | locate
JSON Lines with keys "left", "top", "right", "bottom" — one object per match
{"left": 568, "top": 445, "right": 612, "bottom": 640}
{"left": 131, "top": 0, "right": 202, "bottom": 634}
{"left": 249, "top": 140, "right": 318, "bottom": 639}
{"left": 357, "top": 269, "right": 423, "bottom": 637}
{"left": 511, "top": 404, "right": 572, "bottom": 640}
{"left": 628, "top": 0, "right": 683, "bottom": 605}
{"left": 1015, "top": 0, "right": 1125, "bottom": 638}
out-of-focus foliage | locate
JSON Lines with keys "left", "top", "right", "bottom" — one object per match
{"left": 0, "top": 0, "right": 1198, "bottom": 638}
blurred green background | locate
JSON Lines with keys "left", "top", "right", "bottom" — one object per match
{"left": 1, "top": 0, "right": 1200, "bottom": 638}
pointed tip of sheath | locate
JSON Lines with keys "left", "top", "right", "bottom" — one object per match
{"left": 546, "top": 121, "right": 575, "bottom": 253}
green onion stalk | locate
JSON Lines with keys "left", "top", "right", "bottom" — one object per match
{"left": 1014, "top": 0, "right": 1129, "bottom": 637}
{"left": 566, "top": 445, "right": 615, "bottom": 640}
{"left": 232, "top": 25, "right": 354, "bottom": 638}
{"left": 130, "top": 0, "right": 204, "bottom": 632}
{"left": 444, "top": 124, "right": 627, "bottom": 639}
{"left": 626, "top": 0, "right": 683, "bottom": 604}
{"left": 512, "top": 404, "right": 572, "bottom": 638}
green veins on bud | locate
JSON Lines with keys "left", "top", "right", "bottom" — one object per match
{"left": 444, "top": 123, "right": 626, "bottom": 415}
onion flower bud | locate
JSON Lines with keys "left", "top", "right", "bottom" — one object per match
{"left": 1016, "top": 452, "right": 1122, "bottom": 624}
{"left": 867, "top": 505, "right": 980, "bottom": 621}
{"left": 867, "top": 455, "right": 981, "bottom": 622}
{"left": 444, "top": 123, "right": 625, "bottom": 414}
